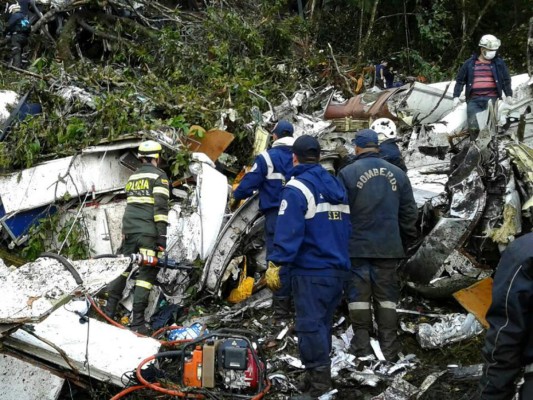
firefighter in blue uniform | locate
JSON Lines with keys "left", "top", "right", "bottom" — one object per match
{"left": 233, "top": 120, "right": 295, "bottom": 317}
{"left": 338, "top": 129, "right": 417, "bottom": 361}
{"left": 4, "top": 3, "right": 31, "bottom": 68}
{"left": 480, "top": 232, "right": 533, "bottom": 400}
{"left": 104, "top": 140, "right": 170, "bottom": 335}
{"left": 267, "top": 135, "right": 350, "bottom": 399}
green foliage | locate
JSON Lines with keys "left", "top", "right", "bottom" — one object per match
{"left": 21, "top": 211, "right": 90, "bottom": 261}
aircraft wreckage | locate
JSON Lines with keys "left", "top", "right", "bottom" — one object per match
{"left": 0, "top": 73, "right": 532, "bottom": 398}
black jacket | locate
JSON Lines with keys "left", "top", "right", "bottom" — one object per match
{"left": 480, "top": 233, "right": 533, "bottom": 399}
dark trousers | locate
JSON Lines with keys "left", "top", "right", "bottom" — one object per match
{"left": 293, "top": 274, "right": 344, "bottom": 369}
{"left": 265, "top": 208, "right": 292, "bottom": 299}
{"left": 347, "top": 258, "right": 400, "bottom": 359}
{"left": 10, "top": 33, "right": 28, "bottom": 68}
{"left": 106, "top": 233, "right": 157, "bottom": 320}
{"left": 466, "top": 96, "right": 497, "bottom": 138}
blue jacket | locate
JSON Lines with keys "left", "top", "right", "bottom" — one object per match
{"left": 379, "top": 139, "right": 407, "bottom": 172}
{"left": 480, "top": 233, "right": 533, "bottom": 400}
{"left": 269, "top": 163, "right": 351, "bottom": 277}
{"left": 338, "top": 152, "right": 418, "bottom": 258}
{"left": 453, "top": 54, "right": 512, "bottom": 100}
{"left": 5, "top": 12, "right": 30, "bottom": 35}
{"left": 233, "top": 137, "right": 294, "bottom": 211}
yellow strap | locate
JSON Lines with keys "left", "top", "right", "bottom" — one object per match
{"left": 129, "top": 172, "right": 159, "bottom": 180}
{"left": 127, "top": 197, "right": 154, "bottom": 204}
{"left": 154, "top": 214, "right": 168, "bottom": 223}
{"left": 140, "top": 248, "right": 155, "bottom": 256}
{"left": 135, "top": 280, "right": 153, "bottom": 290}
{"left": 153, "top": 187, "right": 170, "bottom": 197}
{"left": 121, "top": 272, "right": 129, "bottom": 277}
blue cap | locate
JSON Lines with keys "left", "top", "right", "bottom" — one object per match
{"left": 272, "top": 120, "right": 294, "bottom": 138}
{"left": 352, "top": 129, "right": 379, "bottom": 148}
{"left": 293, "top": 135, "right": 321, "bottom": 160}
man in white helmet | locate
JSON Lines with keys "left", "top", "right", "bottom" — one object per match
{"left": 3, "top": 2, "right": 31, "bottom": 68}
{"left": 452, "top": 34, "right": 512, "bottom": 140}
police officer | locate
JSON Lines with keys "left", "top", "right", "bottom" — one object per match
{"left": 233, "top": 120, "right": 295, "bottom": 318}
{"left": 105, "top": 140, "right": 170, "bottom": 335}
{"left": 267, "top": 135, "right": 350, "bottom": 399}
{"left": 480, "top": 232, "right": 533, "bottom": 399}
{"left": 371, "top": 118, "right": 407, "bottom": 172}
{"left": 338, "top": 129, "right": 417, "bottom": 361}
{"left": 4, "top": 3, "right": 31, "bottom": 68}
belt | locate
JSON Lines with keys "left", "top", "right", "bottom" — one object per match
{"left": 526, "top": 363, "right": 533, "bottom": 374}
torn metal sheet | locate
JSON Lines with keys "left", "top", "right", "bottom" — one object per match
{"left": 416, "top": 313, "right": 484, "bottom": 349}
{"left": 371, "top": 375, "right": 419, "bottom": 400}
{"left": 0, "top": 151, "right": 133, "bottom": 214}
{"left": 447, "top": 364, "right": 484, "bottom": 380}
{"left": 4, "top": 305, "right": 160, "bottom": 387}
{"left": 391, "top": 81, "right": 455, "bottom": 124}
{"left": 0, "top": 353, "right": 64, "bottom": 400}
{"left": 57, "top": 86, "right": 96, "bottom": 109}
{"left": 506, "top": 143, "right": 533, "bottom": 209}
{"left": 416, "top": 371, "right": 446, "bottom": 399}
{"left": 199, "top": 194, "right": 261, "bottom": 294}
{"left": 0, "top": 256, "right": 130, "bottom": 323}
{"left": 186, "top": 129, "right": 234, "bottom": 162}
{"left": 0, "top": 204, "right": 56, "bottom": 246}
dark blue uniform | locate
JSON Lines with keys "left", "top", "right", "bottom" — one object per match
{"left": 338, "top": 152, "right": 417, "bottom": 360}
{"left": 480, "top": 233, "right": 533, "bottom": 400}
{"left": 270, "top": 163, "right": 350, "bottom": 369}
{"left": 5, "top": 11, "right": 30, "bottom": 68}
{"left": 233, "top": 137, "right": 294, "bottom": 298}
{"left": 379, "top": 139, "right": 407, "bottom": 172}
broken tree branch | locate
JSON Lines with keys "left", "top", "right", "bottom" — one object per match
{"left": 327, "top": 43, "right": 355, "bottom": 97}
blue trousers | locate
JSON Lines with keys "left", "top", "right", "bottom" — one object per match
{"left": 265, "top": 209, "right": 291, "bottom": 298}
{"left": 466, "top": 96, "right": 497, "bottom": 131}
{"left": 292, "top": 274, "right": 344, "bottom": 369}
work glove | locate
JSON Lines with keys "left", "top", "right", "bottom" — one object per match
{"left": 335, "top": 143, "right": 349, "bottom": 159}
{"left": 503, "top": 95, "right": 515, "bottom": 105}
{"left": 265, "top": 261, "right": 282, "bottom": 291}
{"left": 452, "top": 97, "right": 461, "bottom": 110}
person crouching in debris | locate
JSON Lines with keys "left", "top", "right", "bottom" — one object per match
{"left": 104, "top": 140, "right": 170, "bottom": 335}
{"left": 452, "top": 34, "right": 512, "bottom": 141}
{"left": 233, "top": 120, "right": 295, "bottom": 319}
{"left": 479, "top": 232, "right": 533, "bottom": 400}
{"left": 4, "top": 3, "right": 31, "bottom": 68}
{"left": 371, "top": 118, "right": 408, "bottom": 172}
{"left": 337, "top": 129, "right": 418, "bottom": 362}
{"left": 267, "top": 135, "right": 351, "bottom": 399}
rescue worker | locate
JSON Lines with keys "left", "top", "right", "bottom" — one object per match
{"left": 338, "top": 129, "right": 417, "bottom": 361}
{"left": 104, "top": 140, "right": 170, "bottom": 335}
{"left": 371, "top": 118, "right": 407, "bottom": 172}
{"left": 4, "top": 3, "right": 31, "bottom": 68}
{"left": 267, "top": 135, "right": 351, "bottom": 399}
{"left": 452, "top": 34, "right": 512, "bottom": 140}
{"left": 479, "top": 232, "right": 533, "bottom": 400}
{"left": 233, "top": 120, "right": 295, "bottom": 318}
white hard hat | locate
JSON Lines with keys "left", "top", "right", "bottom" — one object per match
{"left": 370, "top": 118, "right": 397, "bottom": 143}
{"left": 478, "top": 34, "right": 501, "bottom": 50}
{"left": 9, "top": 3, "right": 21, "bottom": 13}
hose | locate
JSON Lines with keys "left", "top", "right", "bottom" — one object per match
{"left": 109, "top": 385, "right": 146, "bottom": 400}
{"left": 39, "top": 252, "right": 83, "bottom": 285}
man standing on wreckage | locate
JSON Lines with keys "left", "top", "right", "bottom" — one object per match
{"left": 104, "top": 140, "right": 170, "bottom": 335}
{"left": 266, "top": 135, "right": 351, "bottom": 399}
{"left": 479, "top": 232, "right": 533, "bottom": 399}
{"left": 233, "top": 120, "right": 295, "bottom": 319}
{"left": 452, "top": 34, "right": 512, "bottom": 141}
{"left": 337, "top": 129, "right": 418, "bottom": 362}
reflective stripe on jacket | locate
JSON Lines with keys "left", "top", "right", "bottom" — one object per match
{"left": 122, "top": 163, "right": 169, "bottom": 236}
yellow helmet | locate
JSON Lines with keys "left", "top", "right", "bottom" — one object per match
{"left": 138, "top": 140, "right": 162, "bottom": 159}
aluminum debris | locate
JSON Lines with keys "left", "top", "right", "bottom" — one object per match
{"left": 414, "top": 313, "right": 484, "bottom": 349}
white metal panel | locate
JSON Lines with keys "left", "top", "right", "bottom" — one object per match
{"left": 5, "top": 306, "right": 160, "bottom": 387}
{"left": 80, "top": 201, "right": 126, "bottom": 256}
{"left": 0, "top": 90, "right": 19, "bottom": 124}
{"left": 0, "top": 152, "right": 133, "bottom": 214}
{"left": 0, "top": 354, "right": 64, "bottom": 400}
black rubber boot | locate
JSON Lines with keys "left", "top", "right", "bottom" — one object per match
{"left": 129, "top": 307, "right": 151, "bottom": 336}
{"left": 291, "top": 366, "right": 331, "bottom": 400}
{"left": 103, "top": 296, "right": 119, "bottom": 319}
{"left": 376, "top": 307, "right": 400, "bottom": 361}
{"left": 349, "top": 309, "right": 374, "bottom": 357}
{"left": 273, "top": 296, "right": 292, "bottom": 318}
